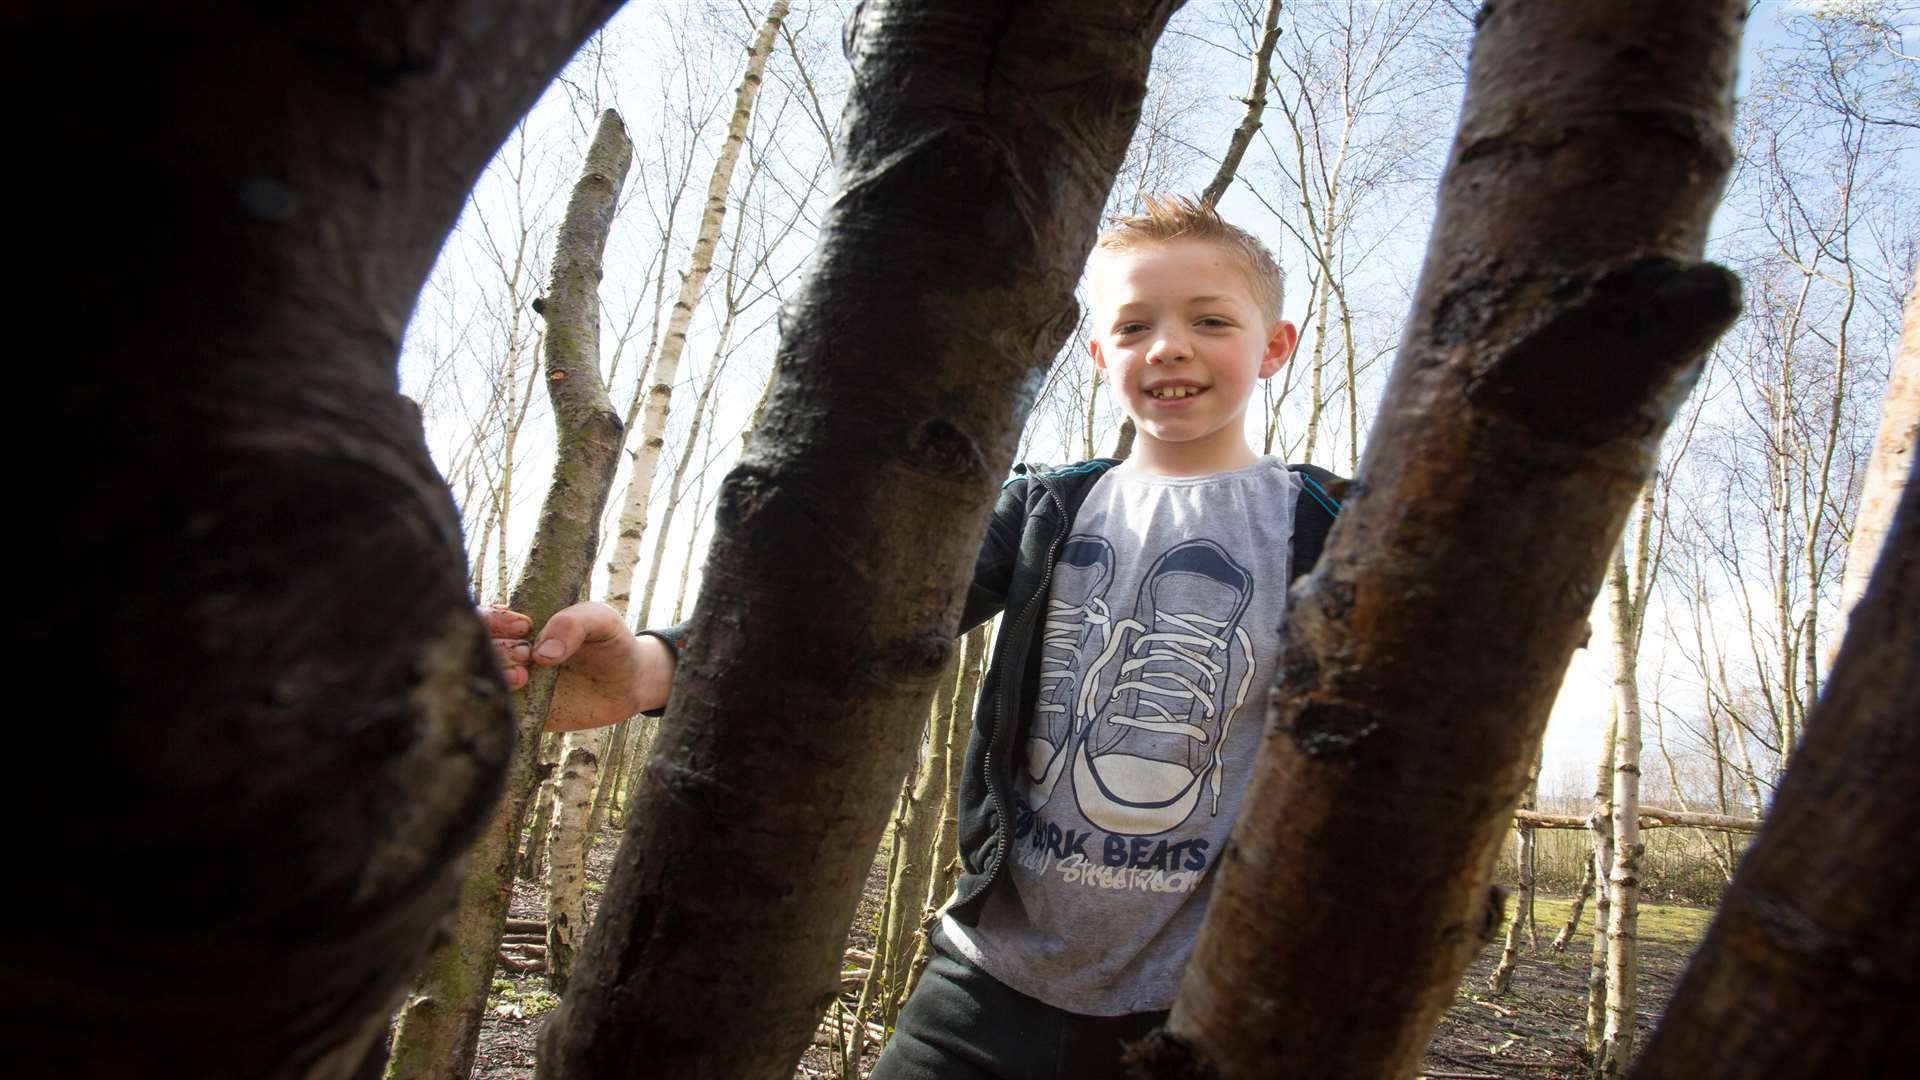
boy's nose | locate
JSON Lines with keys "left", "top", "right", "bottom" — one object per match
{"left": 1147, "top": 333, "right": 1191, "bottom": 364}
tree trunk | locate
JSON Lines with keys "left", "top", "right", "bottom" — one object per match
{"left": 18, "top": 2, "right": 622, "bottom": 1076}
{"left": 868, "top": 649, "right": 963, "bottom": 1030}
{"left": 1630, "top": 462, "right": 1920, "bottom": 1077}
{"left": 1837, "top": 267, "right": 1918, "bottom": 626}
{"left": 922, "top": 625, "right": 991, "bottom": 929}
{"left": 535, "top": 4, "right": 1181, "bottom": 1076}
{"left": 615, "top": 716, "right": 656, "bottom": 813}
{"left": 1135, "top": 4, "right": 1744, "bottom": 1076}
{"left": 1553, "top": 857, "right": 1596, "bottom": 953}
{"left": 544, "top": 740, "right": 600, "bottom": 994}
{"left": 1602, "top": 543, "right": 1645, "bottom": 1078}
{"left": 585, "top": 719, "right": 626, "bottom": 834}
{"left": 600, "top": 0, "right": 789, "bottom": 615}
{"left": 1588, "top": 709, "right": 1619, "bottom": 1061}
{"left": 1489, "top": 756, "right": 1540, "bottom": 996}
{"left": 520, "top": 732, "right": 563, "bottom": 882}
{"left": 386, "top": 107, "right": 631, "bottom": 1080}
{"left": 885, "top": 624, "right": 990, "bottom": 1032}
{"left": 635, "top": 342, "right": 730, "bottom": 627}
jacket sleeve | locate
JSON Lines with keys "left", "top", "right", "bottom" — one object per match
{"left": 1288, "top": 464, "right": 1345, "bottom": 583}
{"left": 959, "top": 476, "right": 1026, "bottom": 634}
{"left": 635, "top": 625, "right": 686, "bottom": 718}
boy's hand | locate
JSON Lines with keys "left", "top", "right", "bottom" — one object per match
{"left": 483, "top": 602, "right": 676, "bottom": 732}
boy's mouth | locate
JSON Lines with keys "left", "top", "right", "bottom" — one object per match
{"left": 1147, "top": 385, "right": 1206, "bottom": 400}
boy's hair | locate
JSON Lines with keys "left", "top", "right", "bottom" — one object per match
{"left": 1091, "top": 194, "right": 1286, "bottom": 323}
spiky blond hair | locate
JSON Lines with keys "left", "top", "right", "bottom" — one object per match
{"left": 1090, "top": 194, "right": 1286, "bottom": 323}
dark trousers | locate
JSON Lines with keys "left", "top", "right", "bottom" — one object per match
{"left": 869, "top": 930, "right": 1170, "bottom": 1080}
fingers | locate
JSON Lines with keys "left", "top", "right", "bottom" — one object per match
{"left": 482, "top": 605, "right": 532, "bottom": 639}
{"left": 492, "top": 636, "right": 531, "bottom": 665}
{"left": 530, "top": 603, "right": 616, "bottom": 667}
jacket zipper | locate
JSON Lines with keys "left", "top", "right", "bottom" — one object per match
{"left": 956, "top": 475, "right": 1070, "bottom": 911}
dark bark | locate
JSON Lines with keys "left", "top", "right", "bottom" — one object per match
{"left": 1139, "top": 3, "right": 1746, "bottom": 1078}
{"left": 387, "top": 107, "right": 631, "bottom": 1080}
{"left": 536, "top": 2, "right": 1182, "bottom": 1076}
{"left": 1630, "top": 460, "right": 1920, "bottom": 1077}
{"left": 13, "top": 3, "right": 620, "bottom": 1077}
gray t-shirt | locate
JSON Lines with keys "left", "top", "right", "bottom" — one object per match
{"left": 943, "top": 457, "right": 1298, "bottom": 1015}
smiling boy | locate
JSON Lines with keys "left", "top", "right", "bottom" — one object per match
{"left": 488, "top": 195, "right": 1344, "bottom": 1078}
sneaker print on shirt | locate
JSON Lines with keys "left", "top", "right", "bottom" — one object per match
{"left": 1072, "top": 538, "right": 1259, "bottom": 836}
{"left": 1026, "top": 535, "right": 1116, "bottom": 810}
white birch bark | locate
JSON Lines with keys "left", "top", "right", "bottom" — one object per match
{"left": 1553, "top": 856, "right": 1594, "bottom": 953}
{"left": 601, "top": 0, "right": 790, "bottom": 615}
{"left": 1487, "top": 755, "right": 1539, "bottom": 995}
{"left": 544, "top": 742, "right": 599, "bottom": 993}
{"left": 1585, "top": 706, "right": 1617, "bottom": 1060}
{"left": 519, "top": 730, "right": 562, "bottom": 882}
{"left": 1601, "top": 534, "right": 1645, "bottom": 1077}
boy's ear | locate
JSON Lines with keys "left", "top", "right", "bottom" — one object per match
{"left": 1260, "top": 321, "right": 1299, "bottom": 379}
{"left": 1090, "top": 336, "right": 1108, "bottom": 370}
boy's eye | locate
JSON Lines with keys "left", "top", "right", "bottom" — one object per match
{"left": 1115, "top": 322, "right": 1148, "bottom": 335}
{"left": 1196, "top": 316, "right": 1232, "bottom": 328}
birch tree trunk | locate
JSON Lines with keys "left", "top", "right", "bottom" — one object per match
{"left": 1135, "top": 4, "right": 1744, "bottom": 1076}
{"left": 892, "top": 624, "right": 992, "bottom": 1018}
{"left": 18, "top": 3, "right": 620, "bottom": 1076}
{"left": 1587, "top": 708, "right": 1619, "bottom": 1059}
{"left": 543, "top": 742, "right": 598, "bottom": 995}
{"left": 386, "top": 107, "right": 630, "bottom": 1080}
{"left": 1837, "top": 268, "right": 1918, "bottom": 626}
{"left": 1488, "top": 756, "right": 1540, "bottom": 996}
{"left": 867, "top": 650, "right": 963, "bottom": 1030}
{"left": 600, "top": 0, "right": 789, "bottom": 615}
{"left": 1553, "top": 856, "right": 1595, "bottom": 952}
{"left": 519, "top": 732, "right": 563, "bottom": 881}
{"left": 1602, "top": 541, "right": 1645, "bottom": 1078}
{"left": 536, "top": 3, "right": 1180, "bottom": 1075}
{"left": 1630, "top": 461, "right": 1920, "bottom": 1077}
{"left": 585, "top": 719, "right": 626, "bottom": 833}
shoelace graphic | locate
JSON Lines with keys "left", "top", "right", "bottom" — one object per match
{"left": 1036, "top": 597, "right": 1112, "bottom": 730}
{"left": 1089, "top": 613, "right": 1257, "bottom": 814}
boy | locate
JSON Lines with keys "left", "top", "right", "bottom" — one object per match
{"left": 488, "top": 195, "right": 1343, "bottom": 1077}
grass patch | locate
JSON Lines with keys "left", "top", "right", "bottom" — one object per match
{"left": 487, "top": 980, "right": 562, "bottom": 1017}
{"left": 1514, "top": 895, "right": 1715, "bottom": 952}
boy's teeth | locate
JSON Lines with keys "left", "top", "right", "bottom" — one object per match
{"left": 1151, "top": 386, "right": 1199, "bottom": 399}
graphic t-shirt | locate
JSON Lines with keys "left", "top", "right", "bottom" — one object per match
{"left": 942, "top": 457, "right": 1299, "bottom": 1015}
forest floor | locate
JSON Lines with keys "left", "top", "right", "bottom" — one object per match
{"left": 469, "top": 829, "right": 1711, "bottom": 1079}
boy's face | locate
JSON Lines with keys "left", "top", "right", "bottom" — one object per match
{"left": 1088, "top": 239, "right": 1296, "bottom": 470}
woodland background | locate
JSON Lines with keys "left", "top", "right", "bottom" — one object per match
{"left": 404, "top": 0, "right": 1911, "bottom": 830}
{"left": 386, "top": 1, "right": 1914, "bottom": 1077}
